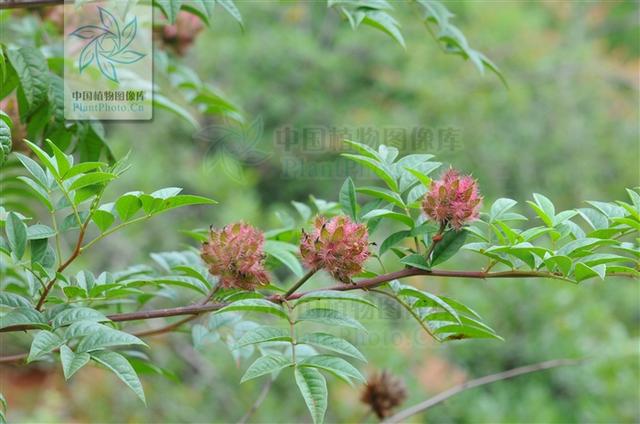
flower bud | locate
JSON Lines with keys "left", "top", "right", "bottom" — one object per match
{"left": 422, "top": 168, "right": 482, "bottom": 230}
{"left": 360, "top": 370, "right": 407, "bottom": 419}
{"left": 300, "top": 215, "right": 369, "bottom": 283}
{"left": 201, "top": 222, "right": 269, "bottom": 290}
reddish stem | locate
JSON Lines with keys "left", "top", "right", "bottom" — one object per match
{"left": 35, "top": 222, "right": 87, "bottom": 310}
{"left": 1, "top": 267, "right": 567, "bottom": 336}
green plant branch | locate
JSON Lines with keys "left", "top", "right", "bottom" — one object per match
{"left": 484, "top": 259, "right": 498, "bottom": 273}
{"left": 374, "top": 255, "right": 388, "bottom": 273}
{"left": 54, "top": 179, "right": 83, "bottom": 229}
{"left": 35, "top": 195, "right": 159, "bottom": 309}
{"left": 402, "top": 205, "right": 422, "bottom": 254}
{"left": 285, "top": 301, "right": 297, "bottom": 365}
{"left": 1, "top": 286, "right": 223, "bottom": 364}
{"left": 35, "top": 217, "right": 90, "bottom": 310}
{"left": 237, "top": 377, "right": 275, "bottom": 424}
{"left": 370, "top": 288, "right": 437, "bottom": 340}
{"left": 34, "top": 179, "right": 110, "bottom": 310}
{"left": 81, "top": 214, "right": 153, "bottom": 252}
{"left": 23, "top": 266, "right": 47, "bottom": 291}
{"left": 0, "top": 266, "right": 633, "bottom": 362}
{"left": 132, "top": 315, "right": 199, "bottom": 338}
{"left": 3, "top": 267, "right": 588, "bottom": 337}
{"left": 50, "top": 210, "right": 62, "bottom": 268}
{"left": 130, "top": 285, "right": 221, "bottom": 337}
{"left": 423, "top": 20, "right": 448, "bottom": 54}
{"left": 282, "top": 269, "right": 317, "bottom": 298}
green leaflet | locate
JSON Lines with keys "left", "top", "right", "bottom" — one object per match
{"left": 339, "top": 177, "right": 358, "bottom": 221}
{"left": 233, "top": 326, "right": 292, "bottom": 349}
{"left": 215, "top": 299, "right": 288, "bottom": 320}
{"left": 296, "top": 308, "right": 367, "bottom": 333}
{"left": 241, "top": 354, "right": 292, "bottom": 382}
{"left": 0, "top": 307, "right": 49, "bottom": 330}
{"left": 0, "top": 292, "right": 32, "bottom": 308}
{"left": 6, "top": 47, "right": 49, "bottom": 113}
{"left": 52, "top": 307, "right": 110, "bottom": 328}
{"left": 298, "top": 333, "right": 366, "bottom": 362}
{"left": 60, "top": 345, "right": 90, "bottom": 380}
{"left": 217, "top": 0, "right": 244, "bottom": 28}
{"left": 341, "top": 153, "right": 398, "bottom": 192}
{"left": 27, "top": 330, "right": 64, "bottom": 362}
{"left": 76, "top": 327, "right": 147, "bottom": 352}
{"left": 398, "top": 287, "right": 461, "bottom": 324}
{"left": 5, "top": 212, "right": 27, "bottom": 259}
{"left": 264, "top": 240, "right": 303, "bottom": 277}
{"left": 295, "top": 366, "right": 328, "bottom": 424}
{"left": 91, "top": 351, "right": 146, "bottom": 404}
{"left": 400, "top": 254, "right": 431, "bottom": 271}
{"left": 431, "top": 230, "right": 467, "bottom": 266}
{"left": 0, "top": 116, "right": 10, "bottom": 167}
{"left": 299, "top": 355, "right": 365, "bottom": 386}
{"left": 294, "top": 290, "right": 376, "bottom": 309}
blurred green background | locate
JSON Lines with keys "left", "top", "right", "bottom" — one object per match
{"left": 2, "top": 1, "right": 639, "bottom": 423}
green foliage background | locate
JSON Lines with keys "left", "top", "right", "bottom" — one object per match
{"left": 1, "top": 1, "right": 638, "bottom": 423}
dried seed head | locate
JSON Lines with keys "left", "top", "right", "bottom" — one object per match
{"left": 422, "top": 168, "right": 483, "bottom": 230}
{"left": 360, "top": 370, "right": 408, "bottom": 419}
{"left": 299, "top": 215, "right": 369, "bottom": 283}
{"left": 201, "top": 222, "right": 269, "bottom": 290}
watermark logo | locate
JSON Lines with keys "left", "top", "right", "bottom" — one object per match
{"left": 194, "top": 116, "right": 272, "bottom": 183}
{"left": 274, "top": 124, "right": 464, "bottom": 180}
{"left": 64, "top": 1, "right": 152, "bottom": 120}
{"left": 70, "top": 7, "right": 145, "bottom": 83}
{"left": 193, "top": 119, "right": 464, "bottom": 182}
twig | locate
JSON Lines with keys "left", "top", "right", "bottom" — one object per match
{"left": 0, "top": 352, "right": 29, "bottom": 364}
{"left": 370, "top": 289, "right": 437, "bottom": 340}
{"left": 35, "top": 219, "right": 89, "bottom": 310}
{"left": 0, "top": 286, "right": 222, "bottom": 364}
{"left": 237, "top": 377, "right": 275, "bottom": 424}
{"left": 282, "top": 269, "right": 316, "bottom": 298}
{"left": 1, "top": 267, "right": 631, "bottom": 363}
{"left": 1, "top": 267, "right": 617, "bottom": 335}
{"left": 132, "top": 285, "right": 220, "bottom": 337}
{"left": 81, "top": 214, "right": 154, "bottom": 252}
{"left": 0, "top": 0, "right": 65, "bottom": 9}
{"left": 132, "top": 315, "right": 198, "bottom": 338}
{"left": 383, "top": 358, "right": 585, "bottom": 423}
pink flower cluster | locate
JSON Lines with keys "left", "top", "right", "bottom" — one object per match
{"left": 300, "top": 216, "right": 370, "bottom": 283}
{"left": 200, "top": 222, "right": 269, "bottom": 290}
{"left": 422, "top": 168, "right": 482, "bottom": 230}
{"left": 159, "top": 12, "right": 204, "bottom": 55}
